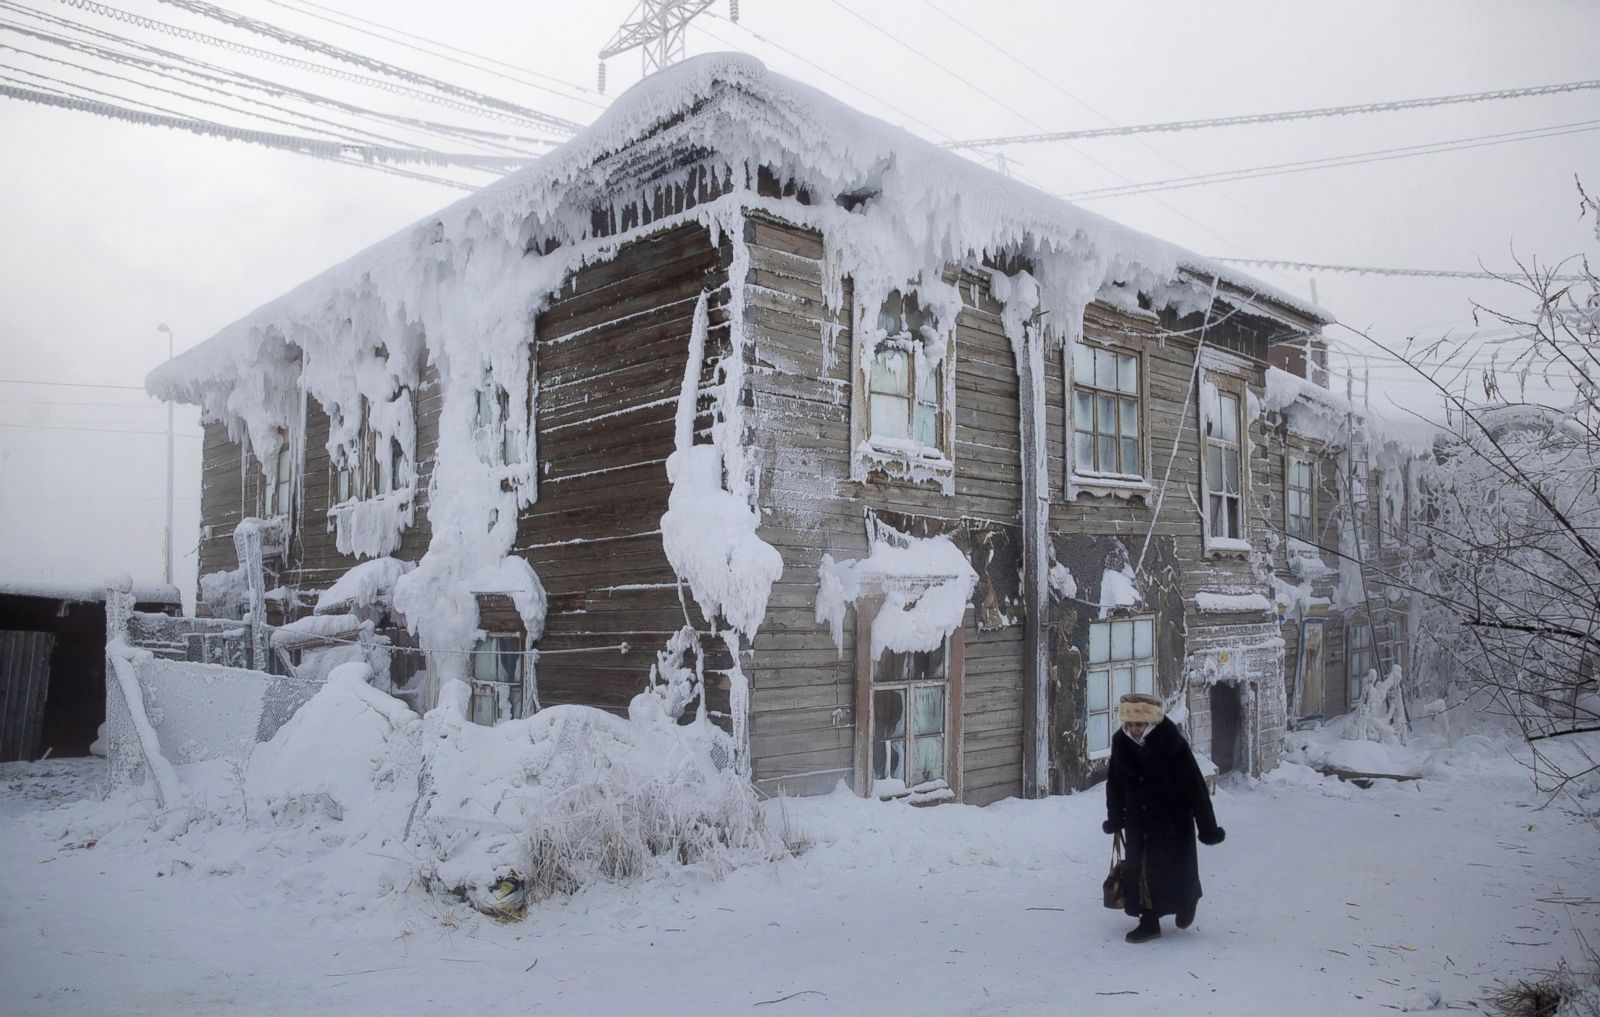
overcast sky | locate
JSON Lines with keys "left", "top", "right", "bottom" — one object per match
{"left": 1, "top": 0, "right": 1596, "bottom": 601}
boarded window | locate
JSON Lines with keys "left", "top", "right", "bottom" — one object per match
{"left": 1086, "top": 616, "right": 1156, "bottom": 758}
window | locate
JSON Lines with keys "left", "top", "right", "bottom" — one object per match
{"left": 332, "top": 394, "right": 410, "bottom": 504}
{"left": 1072, "top": 343, "right": 1142, "bottom": 478}
{"left": 1204, "top": 384, "right": 1244, "bottom": 541}
{"left": 1086, "top": 617, "right": 1156, "bottom": 758}
{"left": 870, "top": 646, "right": 949, "bottom": 794}
{"left": 264, "top": 428, "right": 293, "bottom": 517}
{"left": 1347, "top": 621, "right": 1374, "bottom": 707}
{"left": 1286, "top": 456, "right": 1314, "bottom": 541}
{"left": 469, "top": 633, "right": 526, "bottom": 726}
{"left": 854, "top": 289, "right": 954, "bottom": 479}
{"left": 473, "top": 386, "right": 520, "bottom": 467}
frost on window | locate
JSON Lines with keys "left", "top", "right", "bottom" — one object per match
{"left": 473, "top": 386, "right": 520, "bottom": 467}
{"left": 468, "top": 632, "right": 526, "bottom": 726}
{"left": 856, "top": 288, "right": 954, "bottom": 489}
{"left": 871, "top": 645, "right": 949, "bottom": 795}
{"left": 1287, "top": 456, "right": 1314, "bottom": 540}
{"left": 263, "top": 427, "right": 294, "bottom": 517}
{"left": 1072, "top": 343, "right": 1142, "bottom": 479}
{"left": 1347, "top": 620, "right": 1374, "bottom": 706}
{"left": 1085, "top": 616, "right": 1155, "bottom": 758}
{"left": 1204, "top": 388, "right": 1243, "bottom": 540}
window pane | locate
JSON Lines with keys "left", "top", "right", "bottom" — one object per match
{"left": 1096, "top": 349, "right": 1118, "bottom": 390}
{"left": 1074, "top": 391, "right": 1093, "bottom": 429}
{"left": 911, "top": 734, "right": 945, "bottom": 785}
{"left": 1076, "top": 431, "right": 1096, "bottom": 471}
{"left": 1224, "top": 449, "right": 1240, "bottom": 493}
{"left": 1117, "top": 353, "right": 1138, "bottom": 395}
{"left": 1120, "top": 438, "right": 1139, "bottom": 475}
{"left": 1225, "top": 498, "right": 1240, "bottom": 537}
{"left": 1087, "top": 712, "right": 1109, "bottom": 754}
{"left": 913, "top": 684, "right": 946, "bottom": 737}
{"left": 1120, "top": 397, "right": 1139, "bottom": 439}
{"left": 1134, "top": 618, "right": 1153, "bottom": 658}
{"left": 1097, "top": 394, "right": 1115, "bottom": 438}
{"left": 1099, "top": 435, "right": 1116, "bottom": 473}
{"left": 1207, "top": 445, "right": 1223, "bottom": 488}
{"left": 1074, "top": 343, "right": 1094, "bottom": 386}
{"left": 1087, "top": 669, "right": 1108, "bottom": 711}
{"left": 1112, "top": 666, "right": 1133, "bottom": 702}
{"left": 870, "top": 393, "right": 911, "bottom": 439}
{"left": 871, "top": 348, "right": 908, "bottom": 394}
{"left": 915, "top": 399, "right": 939, "bottom": 447}
{"left": 1135, "top": 664, "right": 1154, "bottom": 695}
{"left": 1089, "top": 622, "right": 1110, "bottom": 663}
{"left": 1209, "top": 495, "right": 1226, "bottom": 536}
{"left": 1111, "top": 619, "right": 1133, "bottom": 660}
{"left": 1219, "top": 394, "right": 1239, "bottom": 443}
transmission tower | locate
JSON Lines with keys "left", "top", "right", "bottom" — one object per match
{"left": 596, "top": 0, "right": 725, "bottom": 93}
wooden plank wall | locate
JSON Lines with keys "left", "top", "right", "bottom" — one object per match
{"left": 0, "top": 629, "right": 54, "bottom": 762}
{"left": 740, "top": 213, "right": 1027, "bottom": 805}
{"left": 516, "top": 222, "right": 732, "bottom": 716}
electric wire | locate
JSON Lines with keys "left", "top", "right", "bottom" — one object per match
{"left": 1209, "top": 257, "right": 1590, "bottom": 283}
{"left": 149, "top": 0, "right": 582, "bottom": 133}
{"left": 0, "top": 421, "right": 203, "bottom": 437}
{"left": 945, "top": 77, "right": 1600, "bottom": 150}
{"left": 0, "top": 378, "right": 148, "bottom": 390}
{"left": 1063, "top": 119, "right": 1600, "bottom": 200}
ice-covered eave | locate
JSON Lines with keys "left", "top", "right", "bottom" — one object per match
{"left": 148, "top": 52, "right": 1324, "bottom": 406}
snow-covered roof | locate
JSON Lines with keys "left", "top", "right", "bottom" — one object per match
{"left": 0, "top": 579, "right": 181, "bottom": 605}
{"left": 148, "top": 53, "right": 1326, "bottom": 407}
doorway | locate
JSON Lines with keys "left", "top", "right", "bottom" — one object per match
{"left": 1210, "top": 683, "right": 1243, "bottom": 774}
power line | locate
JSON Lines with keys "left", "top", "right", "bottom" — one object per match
{"left": 945, "top": 77, "right": 1600, "bottom": 149}
{"left": 0, "top": 378, "right": 147, "bottom": 390}
{"left": 1062, "top": 119, "right": 1600, "bottom": 200}
{"left": 149, "top": 0, "right": 582, "bottom": 133}
{"left": 0, "top": 421, "right": 203, "bottom": 437}
{"left": 1211, "top": 257, "right": 1591, "bottom": 283}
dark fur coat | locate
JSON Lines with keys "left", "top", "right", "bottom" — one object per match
{"left": 1103, "top": 717, "right": 1222, "bottom": 918}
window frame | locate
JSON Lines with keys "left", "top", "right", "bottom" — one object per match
{"left": 1069, "top": 339, "right": 1147, "bottom": 488}
{"left": 1200, "top": 370, "right": 1248, "bottom": 550}
{"left": 1286, "top": 454, "right": 1315, "bottom": 542}
{"left": 1085, "top": 615, "right": 1158, "bottom": 760}
{"left": 467, "top": 631, "right": 530, "bottom": 726}
{"left": 330, "top": 390, "right": 413, "bottom": 508}
{"left": 1346, "top": 619, "right": 1374, "bottom": 708}
{"left": 851, "top": 289, "right": 957, "bottom": 487}
{"left": 852, "top": 590, "right": 965, "bottom": 801}
{"left": 263, "top": 426, "right": 294, "bottom": 518}
{"left": 473, "top": 385, "right": 522, "bottom": 469}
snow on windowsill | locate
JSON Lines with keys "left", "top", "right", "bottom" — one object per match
{"left": 855, "top": 438, "right": 954, "bottom": 494}
{"left": 1204, "top": 536, "right": 1252, "bottom": 558}
{"left": 1071, "top": 473, "right": 1152, "bottom": 501}
{"left": 1194, "top": 592, "right": 1274, "bottom": 614}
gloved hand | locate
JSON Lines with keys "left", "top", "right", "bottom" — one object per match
{"left": 1198, "top": 826, "right": 1226, "bottom": 846}
{"left": 1102, "top": 819, "right": 1119, "bottom": 835}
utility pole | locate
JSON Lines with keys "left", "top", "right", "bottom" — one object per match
{"left": 597, "top": 0, "right": 720, "bottom": 92}
{"left": 156, "top": 323, "right": 175, "bottom": 587}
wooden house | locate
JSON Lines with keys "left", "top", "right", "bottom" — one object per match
{"left": 150, "top": 54, "right": 1330, "bottom": 805}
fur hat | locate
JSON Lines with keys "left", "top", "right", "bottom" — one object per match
{"left": 1118, "top": 693, "right": 1165, "bottom": 725}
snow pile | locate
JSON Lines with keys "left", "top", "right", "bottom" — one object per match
{"left": 1194, "top": 591, "right": 1273, "bottom": 614}
{"left": 408, "top": 679, "right": 781, "bottom": 918}
{"left": 314, "top": 556, "right": 415, "bottom": 616}
{"left": 1344, "top": 664, "right": 1411, "bottom": 745}
{"left": 815, "top": 535, "right": 977, "bottom": 657}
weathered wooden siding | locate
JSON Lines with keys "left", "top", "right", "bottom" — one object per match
{"left": 516, "top": 222, "right": 732, "bottom": 716}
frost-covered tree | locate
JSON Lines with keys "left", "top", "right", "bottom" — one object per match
{"left": 1380, "top": 181, "right": 1599, "bottom": 794}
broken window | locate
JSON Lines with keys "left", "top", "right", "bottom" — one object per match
{"left": 1086, "top": 616, "right": 1156, "bottom": 758}
{"left": 468, "top": 632, "right": 526, "bottom": 726}
{"left": 1286, "top": 456, "right": 1315, "bottom": 541}
{"left": 870, "top": 645, "right": 950, "bottom": 795}
{"left": 1203, "top": 382, "right": 1244, "bottom": 541}
{"left": 1072, "top": 342, "right": 1143, "bottom": 479}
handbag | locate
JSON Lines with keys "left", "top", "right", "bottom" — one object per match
{"left": 1102, "top": 830, "right": 1127, "bottom": 910}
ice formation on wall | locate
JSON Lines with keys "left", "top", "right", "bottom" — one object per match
{"left": 815, "top": 535, "right": 978, "bottom": 659}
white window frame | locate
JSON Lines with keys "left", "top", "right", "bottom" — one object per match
{"left": 1086, "top": 616, "right": 1158, "bottom": 759}
{"left": 1286, "top": 455, "right": 1315, "bottom": 542}
{"left": 468, "top": 631, "right": 529, "bottom": 726}
{"left": 852, "top": 289, "right": 956, "bottom": 488}
{"left": 1069, "top": 340, "right": 1146, "bottom": 489}
{"left": 1200, "top": 369, "right": 1248, "bottom": 550}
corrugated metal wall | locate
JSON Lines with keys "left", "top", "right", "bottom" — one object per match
{"left": 0, "top": 630, "right": 55, "bottom": 762}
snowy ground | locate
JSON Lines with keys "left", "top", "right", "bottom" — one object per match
{"left": 3, "top": 721, "right": 1596, "bottom": 1017}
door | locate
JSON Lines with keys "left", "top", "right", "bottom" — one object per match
{"left": 0, "top": 630, "right": 55, "bottom": 762}
{"left": 1210, "top": 683, "right": 1242, "bottom": 774}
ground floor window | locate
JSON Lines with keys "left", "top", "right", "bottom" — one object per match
{"left": 1347, "top": 621, "right": 1374, "bottom": 708}
{"left": 1086, "top": 616, "right": 1156, "bottom": 758}
{"left": 871, "top": 647, "right": 949, "bottom": 792}
{"left": 469, "top": 633, "right": 526, "bottom": 726}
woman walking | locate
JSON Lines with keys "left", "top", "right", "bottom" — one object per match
{"left": 1103, "top": 692, "right": 1226, "bottom": 943}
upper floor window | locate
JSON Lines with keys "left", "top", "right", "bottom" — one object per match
{"left": 473, "top": 386, "right": 520, "bottom": 467}
{"left": 854, "top": 290, "right": 955, "bottom": 487}
{"left": 1286, "top": 456, "right": 1314, "bottom": 541}
{"left": 264, "top": 428, "right": 293, "bottom": 517}
{"left": 333, "top": 393, "right": 411, "bottom": 504}
{"left": 1072, "top": 343, "right": 1142, "bottom": 479}
{"left": 1086, "top": 616, "right": 1156, "bottom": 758}
{"left": 1203, "top": 380, "right": 1244, "bottom": 542}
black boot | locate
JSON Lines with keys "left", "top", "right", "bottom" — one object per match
{"left": 1125, "top": 913, "right": 1161, "bottom": 944}
{"left": 1176, "top": 901, "right": 1196, "bottom": 929}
